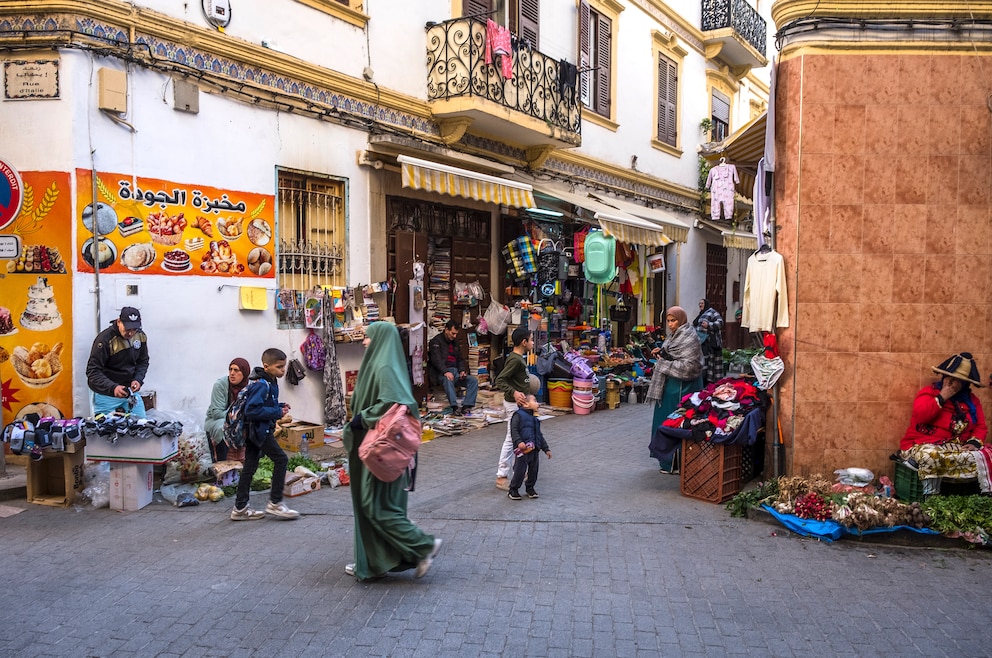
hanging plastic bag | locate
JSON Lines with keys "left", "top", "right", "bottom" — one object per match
{"left": 484, "top": 295, "right": 512, "bottom": 336}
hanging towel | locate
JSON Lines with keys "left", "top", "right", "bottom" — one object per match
{"left": 558, "top": 59, "right": 578, "bottom": 103}
{"left": 485, "top": 19, "right": 514, "bottom": 79}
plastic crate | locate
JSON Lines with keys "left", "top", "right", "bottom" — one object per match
{"left": 894, "top": 461, "right": 925, "bottom": 503}
{"left": 680, "top": 440, "right": 743, "bottom": 503}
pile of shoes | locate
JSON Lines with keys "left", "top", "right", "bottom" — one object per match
{"left": 81, "top": 412, "right": 183, "bottom": 444}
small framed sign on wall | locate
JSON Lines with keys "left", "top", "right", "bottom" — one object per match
{"left": 4, "top": 58, "right": 60, "bottom": 100}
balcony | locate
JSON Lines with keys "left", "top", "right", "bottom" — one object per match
{"left": 426, "top": 17, "right": 581, "bottom": 159}
{"left": 700, "top": 0, "right": 768, "bottom": 69}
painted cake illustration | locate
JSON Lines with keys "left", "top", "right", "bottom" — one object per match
{"left": 0, "top": 306, "right": 15, "bottom": 335}
{"left": 19, "top": 276, "right": 63, "bottom": 331}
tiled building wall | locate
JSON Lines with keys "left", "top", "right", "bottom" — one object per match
{"left": 774, "top": 52, "right": 992, "bottom": 478}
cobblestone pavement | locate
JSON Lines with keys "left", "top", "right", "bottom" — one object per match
{"left": 1, "top": 401, "right": 990, "bottom": 657}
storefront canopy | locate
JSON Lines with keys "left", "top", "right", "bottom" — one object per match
{"left": 531, "top": 183, "right": 671, "bottom": 247}
{"left": 700, "top": 112, "right": 767, "bottom": 199}
{"left": 696, "top": 219, "right": 758, "bottom": 251}
{"left": 588, "top": 193, "right": 691, "bottom": 243}
{"left": 398, "top": 154, "right": 535, "bottom": 208}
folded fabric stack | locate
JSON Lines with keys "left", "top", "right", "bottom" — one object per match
{"left": 662, "top": 378, "right": 767, "bottom": 442}
{"left": 82, "top": 412, "right": 183, "bottom": 443}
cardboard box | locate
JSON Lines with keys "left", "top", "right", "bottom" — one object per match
{"left": 284, "top": 474, "right": 320, "bottom": 497}
{"left": 63, "top": 436, "right": 87, "bottom": 454}
{"left": 27, "top": 450, "right": 86, "bottom": 507}
{"left": 213, "top": 460, "right": 243, "bottom": 487}
{"left": 85, "top": 433, "right": 179, "bottom": 463}
{"left": 276, "top": 422, "right": 323, "bottom": 453}
{"left": 109, "top": 462, "right": 154, "bottom": 511}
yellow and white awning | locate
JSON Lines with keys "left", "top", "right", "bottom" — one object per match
{"left": 531, "top": 183, "right": 671, "bottom": 247}
{"left": 588, "top": 193, "right": 692, "bottom": 243}
{"left": 696, "top": 219, "right": 758, "bottom": 251}
{"left": 398, "top": 154, "right": 535, "bottom": 208}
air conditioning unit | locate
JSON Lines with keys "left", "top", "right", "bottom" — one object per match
{"left": 202, "top": 0, "right": 232, "bottom": 28}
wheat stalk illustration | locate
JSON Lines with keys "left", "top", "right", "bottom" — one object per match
{"left": 95, "top": 176, "right": 119, "bottom": 204}
{"left": 250, "top": 199, "right": 266, "bottom": 218}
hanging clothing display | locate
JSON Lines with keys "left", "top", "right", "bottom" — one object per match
{"left": 741, "top": 248, "right": 789, "bottom": 333}
{"left": 322, "top": 299, "right": 347, "bottom": 427}
{"left": 752, "top": 157, "right": 771, "bottom": 248}
{"left": 706, "top": 160, "right": 739, "bottom": 222}
{"left": 485, "top": 19, "right": 513, "bottom": 79}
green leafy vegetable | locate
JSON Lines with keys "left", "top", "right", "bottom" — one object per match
{"left": 726, "top": 479, "right": 780, "bottom": 518}
{"left": 287, "top": 454, "right": 321, "bottom": 472}
{"left": 920, "top": 495, "right": 992, "bottom": 542}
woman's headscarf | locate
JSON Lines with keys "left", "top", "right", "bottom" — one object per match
{"left": 693, "top": 299, "right": 710, "bottom": 327}
{"left": 350, "top": 323, "right": 419, "bottom": 426}
{"left": 228, "top": 357, "right": 251, "bottom": 405}
{"left": 666, "top": 305, "right": 688, "bottom": 331}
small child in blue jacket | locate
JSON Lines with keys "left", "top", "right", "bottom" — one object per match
{"left": 507, "top": 394, "right": 552, "bottom": 500}
{"left": 231, "top": 348, "right": 300, "bottom": 521}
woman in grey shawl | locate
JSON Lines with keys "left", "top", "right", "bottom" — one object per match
{"left": 646, "top": 306, "right": 704, "bottom": 473}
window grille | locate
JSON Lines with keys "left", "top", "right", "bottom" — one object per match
{"left": 277, "top": 171, "right": 346, "bottom": 290}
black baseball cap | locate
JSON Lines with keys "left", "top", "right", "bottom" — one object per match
{"left": 119, "top": 306, "right": 142, "bottom": 330}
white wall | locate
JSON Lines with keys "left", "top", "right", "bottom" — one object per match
{"left": 1, "top": 50, "right": 372, "bottom": 425}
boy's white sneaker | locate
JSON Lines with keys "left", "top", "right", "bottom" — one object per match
{"left": 265, "top": 501, "right": 300, "bottom": 519}
{"left": 231, "top": 505, "right": 265, "bottom": 521}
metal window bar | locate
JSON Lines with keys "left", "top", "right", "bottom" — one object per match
{"left": 277, "top": 177, "right": 345, "bottom": 290}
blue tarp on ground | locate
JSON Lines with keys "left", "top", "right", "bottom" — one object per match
{"left": 760, "top": 504, "right": 940, "bottom": 543}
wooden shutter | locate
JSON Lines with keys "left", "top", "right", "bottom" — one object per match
{"left": 517, "top": 0, "right": 540, "bottom": 47}
{"left": 464, "top": 0, "right": 492, "bottom": 18}
{"left": 594, "top": 12, "right": 611, "bottom": 117}
{"left": 578, "top": 0, "right": 591, "bottom": 107}
{"left": 657, "top": 54, "right": 677, "bottom": 145}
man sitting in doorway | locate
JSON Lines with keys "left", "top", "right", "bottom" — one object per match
{"left": 428, "top": 320, "right": 479, "bottom": 416}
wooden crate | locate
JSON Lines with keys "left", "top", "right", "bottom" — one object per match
{"left": 680, "top": 439, "right": 743, "bottom": 504}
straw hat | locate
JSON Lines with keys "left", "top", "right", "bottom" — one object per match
{"left": 932, "top": 352, "right": 983, "bottom": 387}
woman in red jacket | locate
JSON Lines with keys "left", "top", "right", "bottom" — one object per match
{"left": 900, "top": 353, "right": 991, "bottom": 495}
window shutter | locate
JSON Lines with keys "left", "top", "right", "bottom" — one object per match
{"left": 658, "top": 55, "right": 677, "bottom": 146}
{"left": 518, "top": 0, "right": 540, "bottom": 47}
{"left": 595, "top": 14, "right": 611, "bottom": 117}
{"left": 578, "top": 0, "right": 591, "bottom": 107}
{"left": 464, "top": 0, "right": 492, "bottom": 18}
{"left": 712, "top": 90, "right": 730, "bottom": 123}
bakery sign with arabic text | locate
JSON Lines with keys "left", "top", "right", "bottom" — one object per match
{"left": 75, "top": 169, "right": 275, "bottom": 278}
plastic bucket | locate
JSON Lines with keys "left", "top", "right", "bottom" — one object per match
{"left": 572, "top": 376, "right": 596, "bottom": 393}
{"left": 572, "top": 390, "right": 596, "bottom": 415}
{"left": 548, "top": 379, "right": 573, "bottom": 408}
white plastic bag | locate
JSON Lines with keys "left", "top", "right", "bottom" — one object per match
{"left": 484, "top": 295, "right": 511, "bottom": 335}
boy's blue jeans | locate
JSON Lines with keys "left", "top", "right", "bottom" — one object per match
{"left": 235, "top": 430, "right": 288, "bottom": 509}
{"left": 441, "top": 368, "right": 478, "bottom": 408}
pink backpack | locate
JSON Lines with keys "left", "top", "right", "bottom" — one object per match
{"left": 358, "top": 403, "right": 422, "bottom": 482}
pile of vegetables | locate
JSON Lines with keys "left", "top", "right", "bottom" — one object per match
{"left": 194, "top": 483, "right": 226, "bottom": 502}
{"left": 726, "top": 474, "right": 992, "bottom": 544}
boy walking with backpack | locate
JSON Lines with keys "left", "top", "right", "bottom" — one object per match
{"left": 493, "top": 327, "right": 533, "bottom": 490}
{"left": 507, "top": 394, "right": 552, "bottom": 500}
{"left": 231, "top": 348, "right": 300, "bottom": 520}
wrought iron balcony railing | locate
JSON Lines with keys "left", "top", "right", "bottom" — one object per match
{"left": 426, "top": 17, "right": 581, "bottom": 138}
{"left": 701, "top": 0, "right": 767, "bottom": 58}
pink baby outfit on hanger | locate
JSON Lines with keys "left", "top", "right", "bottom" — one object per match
{"left": 706, "top": 161, "right": 739, "bottom": 221}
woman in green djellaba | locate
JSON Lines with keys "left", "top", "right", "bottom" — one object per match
{"left": 342, "top": 322, "right": 442, "bottom": 581}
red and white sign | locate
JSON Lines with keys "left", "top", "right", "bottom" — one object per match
{"left": 0, "top": 156, "right": 24, "bottom": 230}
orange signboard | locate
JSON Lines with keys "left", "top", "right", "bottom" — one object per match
{"left": 75, "top": 169, "right": 275, "bottom": 278}
{"left": 1, "top": 170, "right": 75, "bottom": 422}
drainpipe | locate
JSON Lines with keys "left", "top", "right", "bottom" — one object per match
{"left": 768, "top": 168, "right": 782, "bottom": 479}
{"left": 90, "top": 156, "right": 101, "bottom": 334}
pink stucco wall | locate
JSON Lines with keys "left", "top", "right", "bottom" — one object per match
{"left": 774, "top": 52, "right": 992, "bottom": 478}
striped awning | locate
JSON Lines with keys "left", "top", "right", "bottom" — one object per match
{"left": 531, "top": 183, "right": 671, "bottom": 247}
{"left": 588, "top": 193, "right": 691, "bottom": 243}
{"left": 398, "top": 155, "right": 535, "bottom": 208}
{"left": 700, "top": 112, "right": 767, "bottom": 199}
{"left": 696, "top": 219, "right": 758, "bottom": 251}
